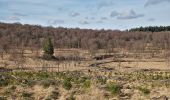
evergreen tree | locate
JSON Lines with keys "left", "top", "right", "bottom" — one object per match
{"left": 129, "top": 26, "right": 170, "bottom": 32}
{"left": 43, "top": 37, "right": 54, "bottom": 57}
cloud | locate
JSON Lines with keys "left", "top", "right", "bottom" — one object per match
{"left": 0, "top": 16, "right": 6, "bottom": 20}
{"left": 0, "top": 16, "right": 20, "bottom": 21}
{"left": 110, "top": 10, "right": 144, "bottom": 20}
{"left": 96, "top": 20, "right": 103, "bottom": 23}
{"left": 110, "top": 11, "right": 119, "bottom": 18}
{"left": 97, "top": 1, "right": 114, "bottom": 9}
{"left": 85, "top": 17, "right": 95, "bottom": 20}
{"left": 57, "top": 7, "right": 64, "bottom": 11}
{"left": 8, "top": 16, "right": 20, "bottom": 21}
{"left": 101, "top": 17, "right": 108, "bottom": 20}
{"left": 48, "top": 19, "right": 64, "bottom": 25}
{"left": 79, "top": 21, "right": 89, "bottom": 25}
{"left": 70, "top": 12, "right": 80, "bottom": 17}
{"left": 13, "top": 13, "right": 27, "bottom": 17}
{"left": 148, "top": 18, "right": 155, "bottom": 21}
{"left": 145, "top": 0, "right": 170, "bottom": 7}
{"left": 117, "top": 10, "right": 144, "bottom": 20}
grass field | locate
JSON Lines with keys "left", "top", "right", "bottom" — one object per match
{"left": 0, "top": 49, "right": 170, "bottom": 100}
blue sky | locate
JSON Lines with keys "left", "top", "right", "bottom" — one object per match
{"left": 0, "top": 0, "right": 170, "bottom": 30}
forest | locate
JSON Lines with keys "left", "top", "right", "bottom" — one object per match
{"left": 129, "top": 26, "right": 170, "bottom": 32}
{"left": 0, "top": 22, "right": 170, "bottom": 55}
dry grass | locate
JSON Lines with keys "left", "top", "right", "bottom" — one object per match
{"left": 0, "top": 49, "right": 170, "bottom": 99}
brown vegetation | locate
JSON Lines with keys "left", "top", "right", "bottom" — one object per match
{"left": 0, "top": 23, "right": 170, "bottom": 99}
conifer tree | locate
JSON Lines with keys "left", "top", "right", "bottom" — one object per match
{"left": 43, "top": 37, "right": 54, "bottom": 58}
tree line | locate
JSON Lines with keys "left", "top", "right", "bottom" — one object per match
{"left": 129, "top": 26, "right": 170, "bottom": 32}
{"left": 0, "top": 22, "right": 170, "bottom": 55}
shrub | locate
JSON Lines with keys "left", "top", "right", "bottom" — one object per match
{"left": 48, "top": 91, "right": 60, "bottom": 99}
{"left": 83, "top": 80, "right": 91, "bottom": 88}
{"left": 42, "top": 54, "right": 55, "bottom": 60}
{"left": 40, "top": 79, "right": 58, "bottom": 88}
{"left": 76, "top": 76, "right": 87, "bottom": 84}
{"left": 97, "top": 76, "right": 107, "bottom": 85}
{"left": 22, "top": 79, "right": 36, "bottom": 87}
{"left": 138, "top": 86, "right": 150, "bottom": 95}
{"left": 63, "top": 78, "right": 72, "bottom": 90}
{"left": 3, "top": 89, "right": 12, "bottom": 96}
{"left": 106, "top": 83, "right": 122, "bottom": 95}
{"left": 0, "top": 97, "right": 7, "bottom": 100}
{"left": 10, "top": 85, "right": 17, "bottom": 91}
{"left": 21, "top": 92, "right": 33, "bottom": 99}
{"left": 36, "top": 72, "right": 50, "bottom": 79}
{"left": 0, "top": 79, "right": 9, "bottom": 87}
{"left": 40, "top": 80, "right": 51, "bottom": 88}
{"left": 66, "top": 94, "right": 75, "bottom": 100}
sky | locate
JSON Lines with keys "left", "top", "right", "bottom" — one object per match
{"left": 0, "top": 0, "right": 170, "bottom": 30}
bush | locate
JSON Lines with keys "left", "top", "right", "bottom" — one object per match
{"left": 83, "top": 80, "right": 91, "bottom": 88}
{"left": 138, "top": 86, "right": 150, "bottom": 95}
{"left": 48, "top": 91, "right": 60, "bottom": 99}
{"left": 36, "top": 72, "right": 51, "bottom": 79}
{"left": 97, "top": 76, "right": 107, "bottom": 85}
{"left": 40, "top": 79, "right": 58, "bottom": 88}
{"left": 42, "top": 54, "right": 55, "bottom": 60}
{"left": 66, "top": 94, "right": 75, "bottom": 100}
{"left": 10, "top": 85, "right": 17, "bottom": 91}
{"left": 63, "top": 78, "right": 72, "bottom": 90}
{"left": 3, "top": 89, "right": 12, "bottom": 96}
{"left": 106, "top": 83, "right": 122, "bottom": 95}
{"left": 22, "top": 79, "right": 36, "bottom": 87}
{"left": 40, "top": 80, "right": 51, "bottom": 88}
{"left": 21, "top": 92, "right": 33, "bottom": 99}
{"left": 0, "top": 97, "right": 7, "bottom": 100}
{"left": 0, "top": 79, "right": 9, "bottom": 87}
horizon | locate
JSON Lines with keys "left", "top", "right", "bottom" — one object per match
{"left": 1, "top": 21, "right": 170, "bottom": 32}
{"left": 0, "top": 0, "right": 170, "bottom": 30}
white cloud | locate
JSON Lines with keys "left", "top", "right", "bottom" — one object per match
{"left": 70, "top": 12, "right": 80, "bottom": 17}
{"left": 117, "top": 10, "right": 144, "bottom": 20}
{"left": 101, "top": 17, "right": 108, "bottom": 20}
{"left": 148, "top": 18, "right": 155, "bottom": 21}
{"left": 97, "top": 1, "right": 114, "bottom": 9}
{"left": 85, "top": 17, "right": 95, "bottom": 20}
{"left": 110, "top": 11, "right": 119, "bottom": 18}
{"left": 145, "top": 0, "right": 170, "bottom": 7}
{"left": 110, "top": 10, "right": 144, "bottom": 20}
{"left": 8, "top": 16, "right": 20, "bottom": 20}
{"left": 48, "top": 19, "right": 64, "bottom": 25}
{"left": 79, "top": 21, "right": 89, "bottom": 25}
{"left": 13, "top": 13, "right": 27, "bottom": 17}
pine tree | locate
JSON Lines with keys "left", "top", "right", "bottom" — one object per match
{"left": 43, "top": 37, "right": 54, "bottom": 58}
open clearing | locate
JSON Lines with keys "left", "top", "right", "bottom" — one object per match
{"left": 0, "top": 48, "right": 170, "bottom": 100}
